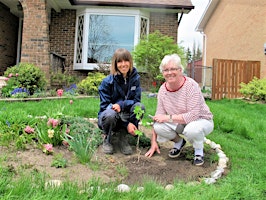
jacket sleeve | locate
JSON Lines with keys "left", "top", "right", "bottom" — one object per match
{"left": 98, "top": 77, "right": 113, "bottom": 113}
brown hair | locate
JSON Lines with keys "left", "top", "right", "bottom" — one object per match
{"left": 110, "top": 48, "right": 133, "bottom": 75}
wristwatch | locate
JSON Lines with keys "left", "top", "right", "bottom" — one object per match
{"left": 169, "top": 115, "right": 173, "bottom": 123}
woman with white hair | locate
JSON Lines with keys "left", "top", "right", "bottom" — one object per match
{"left": 145, "top": 54, "right": 214, "bottom": 166}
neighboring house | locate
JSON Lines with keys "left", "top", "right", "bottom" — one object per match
{"left": 0, "top": 0, "right": 194, "bottom": 83}
{"left": 196, "top": 0, "right": 266, "bottom": 91}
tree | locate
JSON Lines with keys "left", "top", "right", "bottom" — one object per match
{"left": 132, "top": 31, "right": 186, "bottom": 81}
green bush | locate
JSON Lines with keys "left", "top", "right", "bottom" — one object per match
{"left": 77, "top": 72, "right": 106, "bottom": 95}
{"left": 50, "top": 72, "right": 79, "bottom": 89}
{"left": 239, "top": 77, "right": 266, "bottom": 102}
{"left": 2, "top": 63, "right": 47, "bottom": 97}
{"left": 132, "top": 30, "right": 186, "bottom": 81}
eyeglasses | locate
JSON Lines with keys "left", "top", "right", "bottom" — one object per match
{"left": 162, "top": 68, "right": 179, "bottom": 73}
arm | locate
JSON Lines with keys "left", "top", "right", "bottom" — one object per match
{"left": 145, "top": 129, "right": 160, "bottom": 158}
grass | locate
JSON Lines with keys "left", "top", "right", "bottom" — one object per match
{"left": 0, "top": 96, "right": 266, "bottom": 199}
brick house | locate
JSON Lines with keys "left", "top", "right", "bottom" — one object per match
{"left": 0, "top": 0, "right": 194, "bottom": 84}
{"left": 196, "top": 0, "right": 266, "bottom": 90}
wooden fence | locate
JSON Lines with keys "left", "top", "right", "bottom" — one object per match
{"left": 212, "top": 59, "right": 261, "bottom": 100}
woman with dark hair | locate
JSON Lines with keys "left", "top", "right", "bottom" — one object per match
{"left": 98, "top": 48, "right": 145, "bottom": 155}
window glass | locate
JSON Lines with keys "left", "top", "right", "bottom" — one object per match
{"left": 87, "top": 15, "right": 135, "bottom": 63}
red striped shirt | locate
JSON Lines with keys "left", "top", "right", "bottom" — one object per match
{"left": 156, "top": 76, "right": 213, "bottom": 124}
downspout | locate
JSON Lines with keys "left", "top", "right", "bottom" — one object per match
{"left": 16, "top": 18, "right": 23, "bottom": 64}
{"left": 201, "top": 32, "right": 207, "bottom": 89}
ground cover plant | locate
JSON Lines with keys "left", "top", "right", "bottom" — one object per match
{"left": 0, "top": 97, "right": 265, "bottom": 199}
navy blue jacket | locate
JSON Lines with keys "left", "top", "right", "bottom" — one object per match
{"left": 98, "top": 67, "right": 141, "bottom": 118}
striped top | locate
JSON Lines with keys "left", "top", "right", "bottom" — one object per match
{"left": 156, "top": 76, "right": 213, "bottom": 124}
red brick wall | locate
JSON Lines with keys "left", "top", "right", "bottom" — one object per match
{"left": 150, "top": 12, "right": 178, "bottom": 42}
{"left": 20, "top": 0, "right": 50, "bottom": 80}
{"left": 50, "top": 10, "right": 75, "bottom": 71}
{"left": 0, "top": 3, "right": 19, "bottom": 75}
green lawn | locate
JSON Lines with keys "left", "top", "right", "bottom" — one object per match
{"left": 0, "top": 97, "right": 265, "bottom": 199}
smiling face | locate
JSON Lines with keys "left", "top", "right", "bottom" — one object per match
{"left": 162, "top": 61, "right": 182, "bottom": 83}
{"left": 117, "top": 60, "right": 130, "bottom": 77}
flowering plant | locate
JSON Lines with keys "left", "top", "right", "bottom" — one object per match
{"left": 36, "top": 118, "right": 67, "bottom": 146}
{"left": 57, "top": 89, "right": 64, "bottom": 97}
{"left": 43, "top": 144, "right": 53, "bottom": 155}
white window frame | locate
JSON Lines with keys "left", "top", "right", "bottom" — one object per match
{"left": 74, "top": 8, "right": 149, "bottom": 70}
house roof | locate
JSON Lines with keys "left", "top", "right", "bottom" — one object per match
{"left": 0, "top": 0, "right": 194, "bottom": 17}
{"left": 69, "top": 0, "right": 194, "bottom": 10}
{"left": 195, "top": 0, "right": 220, "bottom": 32}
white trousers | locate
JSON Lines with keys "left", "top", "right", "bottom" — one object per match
{"left": 154, "top": 119, "right": 214, "bottom": 149}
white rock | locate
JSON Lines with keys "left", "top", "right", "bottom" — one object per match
{"left": 211, "top": 169, "right": 223, "bottom": 179}
{"left": 117, "top": 184, "right": 130, "bottom": 192}
{"left": 205, "top": 139, "right": 211, "bottom": 145}
{"left": 210, "top": 141, "right": 217, "bottom": 149}
{"left": 217, "top": 152, "right": 226, "bottom": 158}
{"left": 215, "top": 148, "right": 223, "bottom": 153}
{"left": 165, "top": 184, "right": 174, "bottom": 190}
{"left": 45, "top": 180, "right": 62, "bottom": 188}
{"left": 215, "top": 144, "right": 221, "bottom": 149}
{"left": 204, "top": 178, "right": 216, "bottom": 184}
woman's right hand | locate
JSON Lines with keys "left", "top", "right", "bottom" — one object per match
{"left": 145, "top": 142, "right": 160, "bottom": 158}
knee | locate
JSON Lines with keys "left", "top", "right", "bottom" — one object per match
{"left": 183, "top": 126, "right": 204, "bottom": 141}
{"left": 102, "top": 109, "right": 117, "bottom": 122}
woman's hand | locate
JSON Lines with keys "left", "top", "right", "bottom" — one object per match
{"left": 112, "top": 104, "right": 121, "bottom": 112}
{"left": 145, "top": 142, "right": 160, "bottom": 158}
{"left": 127, "top": 122, "right": 137, "bottom": 136}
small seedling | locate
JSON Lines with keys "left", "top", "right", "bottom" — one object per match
{"left": 133, "top": 105, "right": 145, "bottom": 162}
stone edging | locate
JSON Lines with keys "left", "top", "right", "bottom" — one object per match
{"left": 45, "top": 119, "right": 229, "bottom": 191}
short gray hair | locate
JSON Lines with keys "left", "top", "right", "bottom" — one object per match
{"left": 159, "top": 54, "right": 184, "bottom": 73}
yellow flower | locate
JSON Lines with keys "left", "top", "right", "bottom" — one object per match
{"left": 48, "top": 129, "right": 54, "bottom": 138}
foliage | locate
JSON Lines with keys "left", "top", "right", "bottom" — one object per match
{"left": 239, "top": 77, "right": 266, "bottom": 102}
{"left": 132, "top": 31, "right": 186, "bottom": 81}
{"left": 77, "top": 72, "right": 106, "bottom": 95}
{"left": 1, "top": 63, "right": 47, "bottom": 97}
{"left": 51, "top": 153, "right": 67, "bottom": 168}
{"left": 61, "top": 116, "right": 102, "bottom": 164}
{"left": 0, "top": 109, "right": 38, "bottom": 150}
{"left": 50, "top": 72, "right": 79, "bottom": 89}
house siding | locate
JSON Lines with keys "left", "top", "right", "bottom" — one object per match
{"left": 203, "top": 0, "right": 266, "bottom": 78}
{"left": 0, "top": 3, "right": 19, "bottom": 74}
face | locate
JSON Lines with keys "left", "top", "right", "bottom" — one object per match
{"left": 117, "top": 60, "right": 130, "bottom": 77}
{"left": 162, "top": 61, "right": 182, "bottom": 83}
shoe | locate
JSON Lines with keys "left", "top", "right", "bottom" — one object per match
{"left": 118, "top": 130, "right": 132, "bottom": 155}
{"left": 193, "top": 155, "right": 204, "bottom": 166}
{"left": 168, "top": 139, "right": 186, "bottom": 158}
{"left": 102, "top": 138, "right": 113, "bottom": 154}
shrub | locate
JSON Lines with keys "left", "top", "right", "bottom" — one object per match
{"left": 2, "top": 63, "right": 47, "bottom": 97}
{"left": 132, "top": 31, "right": 186, "bottom": 81}
{"left": 50, "top": 72, "right": 79, "bottom": 89}
{"left": 239, "top": 77, "right": 266, "bottom": 102}
{"left": 77, "top": 72, "right": 106, "bottom": 95}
